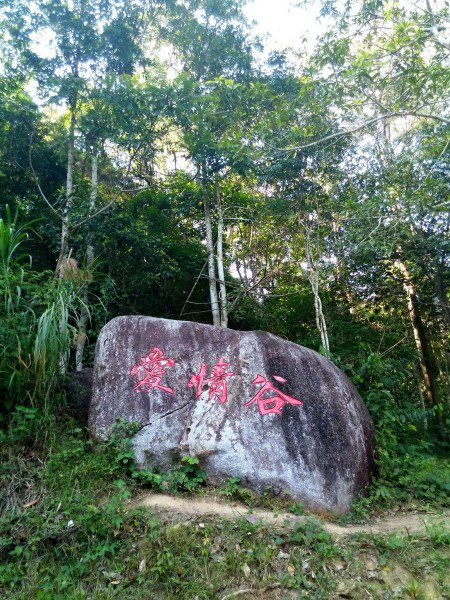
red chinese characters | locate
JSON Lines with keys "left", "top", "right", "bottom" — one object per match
{"left": 129, "top": 350, "right": 303, "bottom": 417}
{"left": 188, "top": 357, "right": 235, "bottom": 404}
{"left": 243, "top": 374, "right": 302, "bottom": 415}
{"left": 129, "top": 347, "right": 175, "bottom": 394}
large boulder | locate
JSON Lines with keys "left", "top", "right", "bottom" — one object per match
{"left": 89, "top": 316, "right": 374, "bottom": 513}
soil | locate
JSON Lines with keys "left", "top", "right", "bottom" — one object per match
{"left": 132, "top": 493, "right": 449, "bottom": 536}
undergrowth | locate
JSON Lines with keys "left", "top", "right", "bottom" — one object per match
{"left": 1, "top": 410, "right": 449, "bottom": 598}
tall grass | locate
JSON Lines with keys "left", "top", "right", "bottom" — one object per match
{"left": 32, "top": 286, "right": 80, "bottom": 408}
{"left": 0, "top": 206, "right": 30, "bottom": 316}
{"left": 0, "top": 208, "right": 84, "bottom": 429}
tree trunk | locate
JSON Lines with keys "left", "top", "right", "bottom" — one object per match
{"left": 216, "top": 184, "right": 228, "bottom": 328}
{"left": 56, "top": 104, "right": 76, "bottom": 276}
{"left": 398, "top": 261, "right": 440, "bottom": 408}
{"left": 309, "top": 269, "right": 330, "bottom": 355}
{"left": 75, "top": 152, "right": 97, "bottom": 371}
{"left": 434, "top": 260, "right": 450, "bottom": 329}
{"left": 305, "top": 234, "right": 330, "bottom": 354}
{"left": 204, "top": 188, "right": 220, "bottom": 327}
{"left": 433, "top": 260, "right": 450, "bottom": 405}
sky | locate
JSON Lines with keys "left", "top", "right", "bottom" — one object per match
{"left": 243, "top": 0, "right": 325, "bottom": 53}
{"left": 28, "top": 0, "right": 325, "bottom": 65}
{"left": 26, "top": 0, "right": 326, "bottom": 104}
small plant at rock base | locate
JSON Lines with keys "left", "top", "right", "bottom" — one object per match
{"left": 222, "top": 476, "right": 242, "bottom": 497}
{"left": 164, "top": 455, "right": 207, "bottom": 493}
{"left": 101, "top": 423, "right": 207, "bottom": 494}
{"left": 219, "top": 477, "right": 255, "bottom": 505}
{"left": 103, "top": 419, "right": 140, "bottom": 475}
{"left": 289, "top": 501, "right": 304, "bottom": 516}
{"left": 424, "top": 521, "right": 450, "bottom": 546}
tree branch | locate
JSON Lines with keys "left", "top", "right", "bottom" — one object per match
{"left": 70, "top": 148, "right": 148, "bottom": 231}
{"left": 29, "top": 133, "right": 64, "bottom": 221}
{"left": 275, "top": 112, "right": 450, "bottom": 153}
{"left": 424, "top": 0, "right": 450, "bottom": 51}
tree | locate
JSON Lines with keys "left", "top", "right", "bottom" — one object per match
{"left": 0, "top": 0, "right": 164, "bottom": 273}
{"left": 281, "top": 0, "right": 450, "bottom": 425}
{"left": 167, "top": 0, "right": 256, "bottom": 327}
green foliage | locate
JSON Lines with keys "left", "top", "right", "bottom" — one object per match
{"left": 424, "top": 521, "right": 450, "bottom": 547}
{"left": 0, "top": 209, "right": 85, "bottom": 423}
{"left": 334, "top": 349, "right": 449, "bottom": 521}
{"left": 0, "top": 206, "right": 30, "bottom": 313}
{"left": 289, "top": 501, "right": 305, "bottom": 516}
{"left": 221, "top": 476, "right": 243, "bottom": 498}
{"left": 102, "top": 419, "right": 207, "bottom": 494}
{"left": 1, "top": 417, "right": 339, "bottom": 598}
{"left": 1, "top": 409, "right": 449, "bottom": 598}
{"left": 94, "top": 187, "right": 210, "bottom": 322}
{"left": 163, "top": 456, "right": 207, "bottom": 493}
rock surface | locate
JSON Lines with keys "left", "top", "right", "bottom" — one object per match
{"left": 89, "top": 316, "right": 374, "bottom": 513}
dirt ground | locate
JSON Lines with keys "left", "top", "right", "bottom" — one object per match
{"left": 132, "top": 493, "right": 450, "bottom": 536}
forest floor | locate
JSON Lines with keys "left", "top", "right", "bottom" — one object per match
{"left": 1, "top": 421, "right": 449, "bottom": 599}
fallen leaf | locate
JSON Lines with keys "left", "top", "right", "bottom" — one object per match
{"left": 22, "top": 499, "right": 39, "bottom": 509}
{"left": 103, "top": 571, "right": 121, "bottom": 580}
{"left": 336, "top": 580, "right": 354, "bottom": 597}
{"left": 331, "top": 558, "right": 346, "bottom": 571}
{"left": 138, "top": 558, "right": 146, "bottom": 573}
{"left": 242, "top": 563, "right": 251, "bottom": 578}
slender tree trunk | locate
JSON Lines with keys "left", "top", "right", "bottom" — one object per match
{"left": 56, "top": 104, "right": 76, "bottom": 276}
{"left": 415, "top": 368, "right": 428, "bottom": 431}
{"left": 305, "top": 233, "right": 330, "bottom": 354}
{"left": 55, "top": 100, "right": 77, "bottom": 375}
{"left": 216, "top": 184, "right": 228, "bottom": 328}
{"left": 203, "top": 186, "right": 220, "bottom": 327}
{"left": 398, "top": 261, "right": 440, "bottom": 408}
{"left": 434, "top": 260, "right": 450, "bottom": 329}
{"left": 309, "top": 269, "right": 330, "bottom": 355}
{"left": 433, "top": 260, "right": 450, "bottom": 404}
{"left": 75, "top": 152, "right": 97, "bottom": 370}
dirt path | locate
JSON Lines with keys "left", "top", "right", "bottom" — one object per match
{"left": 133, "top": 493, "right": 449, "bottom": 536}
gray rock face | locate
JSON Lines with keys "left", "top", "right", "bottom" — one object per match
{"left": 89, "top": 316, "right": 374, "bottom": 514}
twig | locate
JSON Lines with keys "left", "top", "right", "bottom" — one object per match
{"left": 380, "top": 335, "right": 409, "bottom": 357}
{"left": 179, "top": 257, "right": 209, "bottom": 318}
{"left": 220, "top": 583, "right": 281, "bottom": 600}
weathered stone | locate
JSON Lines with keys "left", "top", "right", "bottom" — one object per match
{"left": 89, "top": 316, "right": 374, "bottom": 513}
